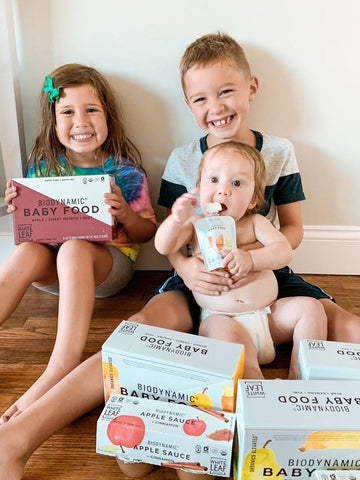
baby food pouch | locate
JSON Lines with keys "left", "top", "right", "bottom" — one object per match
{"left": 195, "top": 214, "right": 236, "bottom": 271}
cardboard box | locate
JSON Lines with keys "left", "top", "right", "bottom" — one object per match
{"left": 12, "top": 175, "right": 116, "bottom": 244}
{"left": 298, "top": 339, "right": 360, "bottom": 380}
{"left": 97, "top": 394, "right": 236, "bottom": 477}
{"left": 234, "top": 379, "right": 360, "bottom": 480}
{"left": 102, "top": 321, "right": 244, "bottom": 412}
{"left": 312, "top": 472, "right": 360, "bottom": 480}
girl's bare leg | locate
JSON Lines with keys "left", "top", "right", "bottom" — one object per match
{"left": 270, "top": 297, "right": 327, "bottom": 379}
{"left": 1, "top": 240, "right": 113, "bottom": 423}
{"left": 199, "top": 313, "right": 264, "bottom": 379}
{"left": 0, "top": 352, "right": 104, "bottom": 480}
{"left": 0, "top": 242, "right": 57, "bottom": 325}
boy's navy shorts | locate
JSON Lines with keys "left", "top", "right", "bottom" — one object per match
{"left": 147, "top": 266, "right": 334, "bottom": 326}
{"left": 273, "top": 266, "right": 334, "bottom": 301}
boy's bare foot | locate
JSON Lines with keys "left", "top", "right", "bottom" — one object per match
{"left": 0, "top": 367, "right": 72, "bottom": 424}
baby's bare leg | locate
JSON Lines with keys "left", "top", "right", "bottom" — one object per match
{"left": 270, "top": 297, "right": 327, "bottom": 379}
{"left": 199, "top": 313, "right": 264, "bottom": 379}
{"left": 1, "top": 240, "right": 113, "bottom": 423}
{"left": 0, "top": 352, "right": 103, "bottom": 480}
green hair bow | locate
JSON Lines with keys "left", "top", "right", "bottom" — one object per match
{"left": 43, "top": 76, "right": 60, "bottom": 103}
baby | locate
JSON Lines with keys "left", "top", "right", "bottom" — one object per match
{"left": 156, "top": 141, "right": 326, "bottom": 379}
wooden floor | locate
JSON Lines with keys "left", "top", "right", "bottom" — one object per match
{"left": 1, "top": 271, "right": 359, "bottom": 479}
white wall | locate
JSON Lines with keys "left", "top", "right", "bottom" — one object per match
{"left": 2, "top": 0, "right": 360, "bottom": 273}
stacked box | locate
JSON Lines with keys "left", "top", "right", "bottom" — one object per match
{"left": 102, "top": 321, "right": 244, "bottom": 412}
{"left": 298, "top": 339, "right": 360, "bottom": 380}
{"left": 234, "top": 379, "right": 360, "bottom": 480}
{"left": 12, "top": 175, "right": 116, "bottom": 244}
{"left": 96, "top": 394, "right": 236, "bottom": 476}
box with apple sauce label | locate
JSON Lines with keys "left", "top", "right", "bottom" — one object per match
{"left": 298, "top": 339, "right": 360, "bottom": 380}
{"left": 233, "top": 379, "right": 360, "bottom": 480}
{"left": 102, "top": 321, "right": 244, "bottom": 412}
{"left": 12, "top": 175, "right": 116, "bottom": 244}
{"left": 97, "top": 394, "right": 236, "bottom": 477}
{"left": 311, "top": 471, "right": 360, "bottom": 480}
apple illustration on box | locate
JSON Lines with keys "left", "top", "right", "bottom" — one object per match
{"left": 107, "top": 415, "right": 145, "bottom": 451}
{"left": 183, "top": 418, "right": 207, "bottom": 437}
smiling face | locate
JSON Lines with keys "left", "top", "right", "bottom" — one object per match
{"left": 55, "top": 84, "right": 108, "bottom": 167}
{"left": 199, "top": 146, "right": 257, "bottom": 221}
{"left": 184, "top": 61, "right": 258, "bottom": 146}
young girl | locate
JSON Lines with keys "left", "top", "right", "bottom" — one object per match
{"left": 155, "top": 141, "right": 327, "bottom": 379}
{"left": 1, "top": 63, "right": 156, "bottom": 424}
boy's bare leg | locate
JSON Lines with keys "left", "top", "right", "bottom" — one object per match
{"left": 117, "top": 290, "right": 194, "bottom": 476}
{"left": 199, "top": 313, "right": 264, "bottom": 379}
{"left": 0, "top": 352, "right": 104, "bottom": 480}
{"left": 128, "top": 290, "right": 194, "bottom": 332}
{"left": 321, "top": 299, "right": 360, "bottom": 343}
{"left": 1, "top": 240, "right": 113, "bottom": 423}
{"left": 0, "top": 242, "right": 57, "bottom": 325}
{"left": 269, "top": 297, "right": 327, "bottom": 379}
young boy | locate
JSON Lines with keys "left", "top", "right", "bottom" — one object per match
{"left": 131, "top": 31, "right": 360, "bottom": 343}
{"left": 155, "top": 141, "right": 327, "bottom": 379}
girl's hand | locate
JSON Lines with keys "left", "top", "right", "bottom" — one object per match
{"left": 221, "top": 248, "right": 254, "bottom": 281}
{"left": 104, "top": 182, "right": 132, "bottom": 223}
{"left": 171, "top": 190, "right": 198, "bottom": 224}
{"left": 4, "top": 179, "right": 17, "bottom": 214}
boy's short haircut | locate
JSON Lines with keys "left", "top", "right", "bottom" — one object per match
{"left": 180, "top": 32, "right": 251, "bottom": 93}
{"left": 197, "top": 141, "right": 266, "bottom": 214}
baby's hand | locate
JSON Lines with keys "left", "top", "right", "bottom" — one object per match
{"left": 171, "top": 190, "right": 198, "bottom": 224}
{"left": 4, "top": 179, "right": 17, "bottom": 214}
{"left": 221, "top": 248, "right": 254, "bottom": 279}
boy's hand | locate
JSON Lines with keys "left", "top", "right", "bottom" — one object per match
{"left": 5, "top": 178, "right": 17, "bottom": 214}
{"left": 176, "top": 255, "right": 232, "bottom": 295}
{"left": 171, "top": 190, "right": 198, "bottom": 224}
{"left": 221, "top": 248, "right": 254, "bottom": 280}
{"left": 104, "top": 182, "right": 131, "bottom": 223}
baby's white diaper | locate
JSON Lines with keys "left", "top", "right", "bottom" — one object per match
{"left": 200, "top": 306, "right": 275, "bottom": 365}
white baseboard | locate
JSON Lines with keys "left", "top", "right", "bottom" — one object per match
{"left": 0, "top": 221, "right": 359, "bottom": 275}
{"left": 290, "top": 225, "right": 360, "bottom": 275}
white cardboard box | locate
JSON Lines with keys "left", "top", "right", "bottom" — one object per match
{"left": 312, "top": 472, "right": 360, "bottom": 480}
{"left": 234, "top": 379, "right": 360, "bottom": 480}
{"left": 102, "top": 321, "right": 244, "bottom": 412}
{"left": 97, "top": 394, "right": 236, "bottom": 476}
{"left": 298, "top": 339, "right": 360, "bottom": 380}
{"left": 12, "top": 175, "right": 116, "bottom": 244}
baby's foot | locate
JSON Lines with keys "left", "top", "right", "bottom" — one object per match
{"left": 0, "top": 369, "right": 67, "bottom": 423}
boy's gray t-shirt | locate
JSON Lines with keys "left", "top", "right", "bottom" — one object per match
{"left": 158, "top": 131, "right": 305, "bottom": 227}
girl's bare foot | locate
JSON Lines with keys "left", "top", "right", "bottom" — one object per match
{"left": 0, "top": 423, "right": 28, "bottom": 480}
{"left": 0, "top": 366, "right": 74, "bottom": 424}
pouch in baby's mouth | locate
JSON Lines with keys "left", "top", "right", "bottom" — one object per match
{"left": 195, "top": 215, "right": 236, "bottom": 271}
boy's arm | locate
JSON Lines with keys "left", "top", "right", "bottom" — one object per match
{"left": 277, "top": 202, "right": 303, "bottom": 249}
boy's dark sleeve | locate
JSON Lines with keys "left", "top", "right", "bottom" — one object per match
{"left": 158, "top": 178, "right": 187, "bottom": 208}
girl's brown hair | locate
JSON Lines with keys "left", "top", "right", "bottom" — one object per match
{"left": 28, "top": 63, "right": 141, "bottom": 176}
{"left": 197, "top": 141, "right": 266, "bottom": 214}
